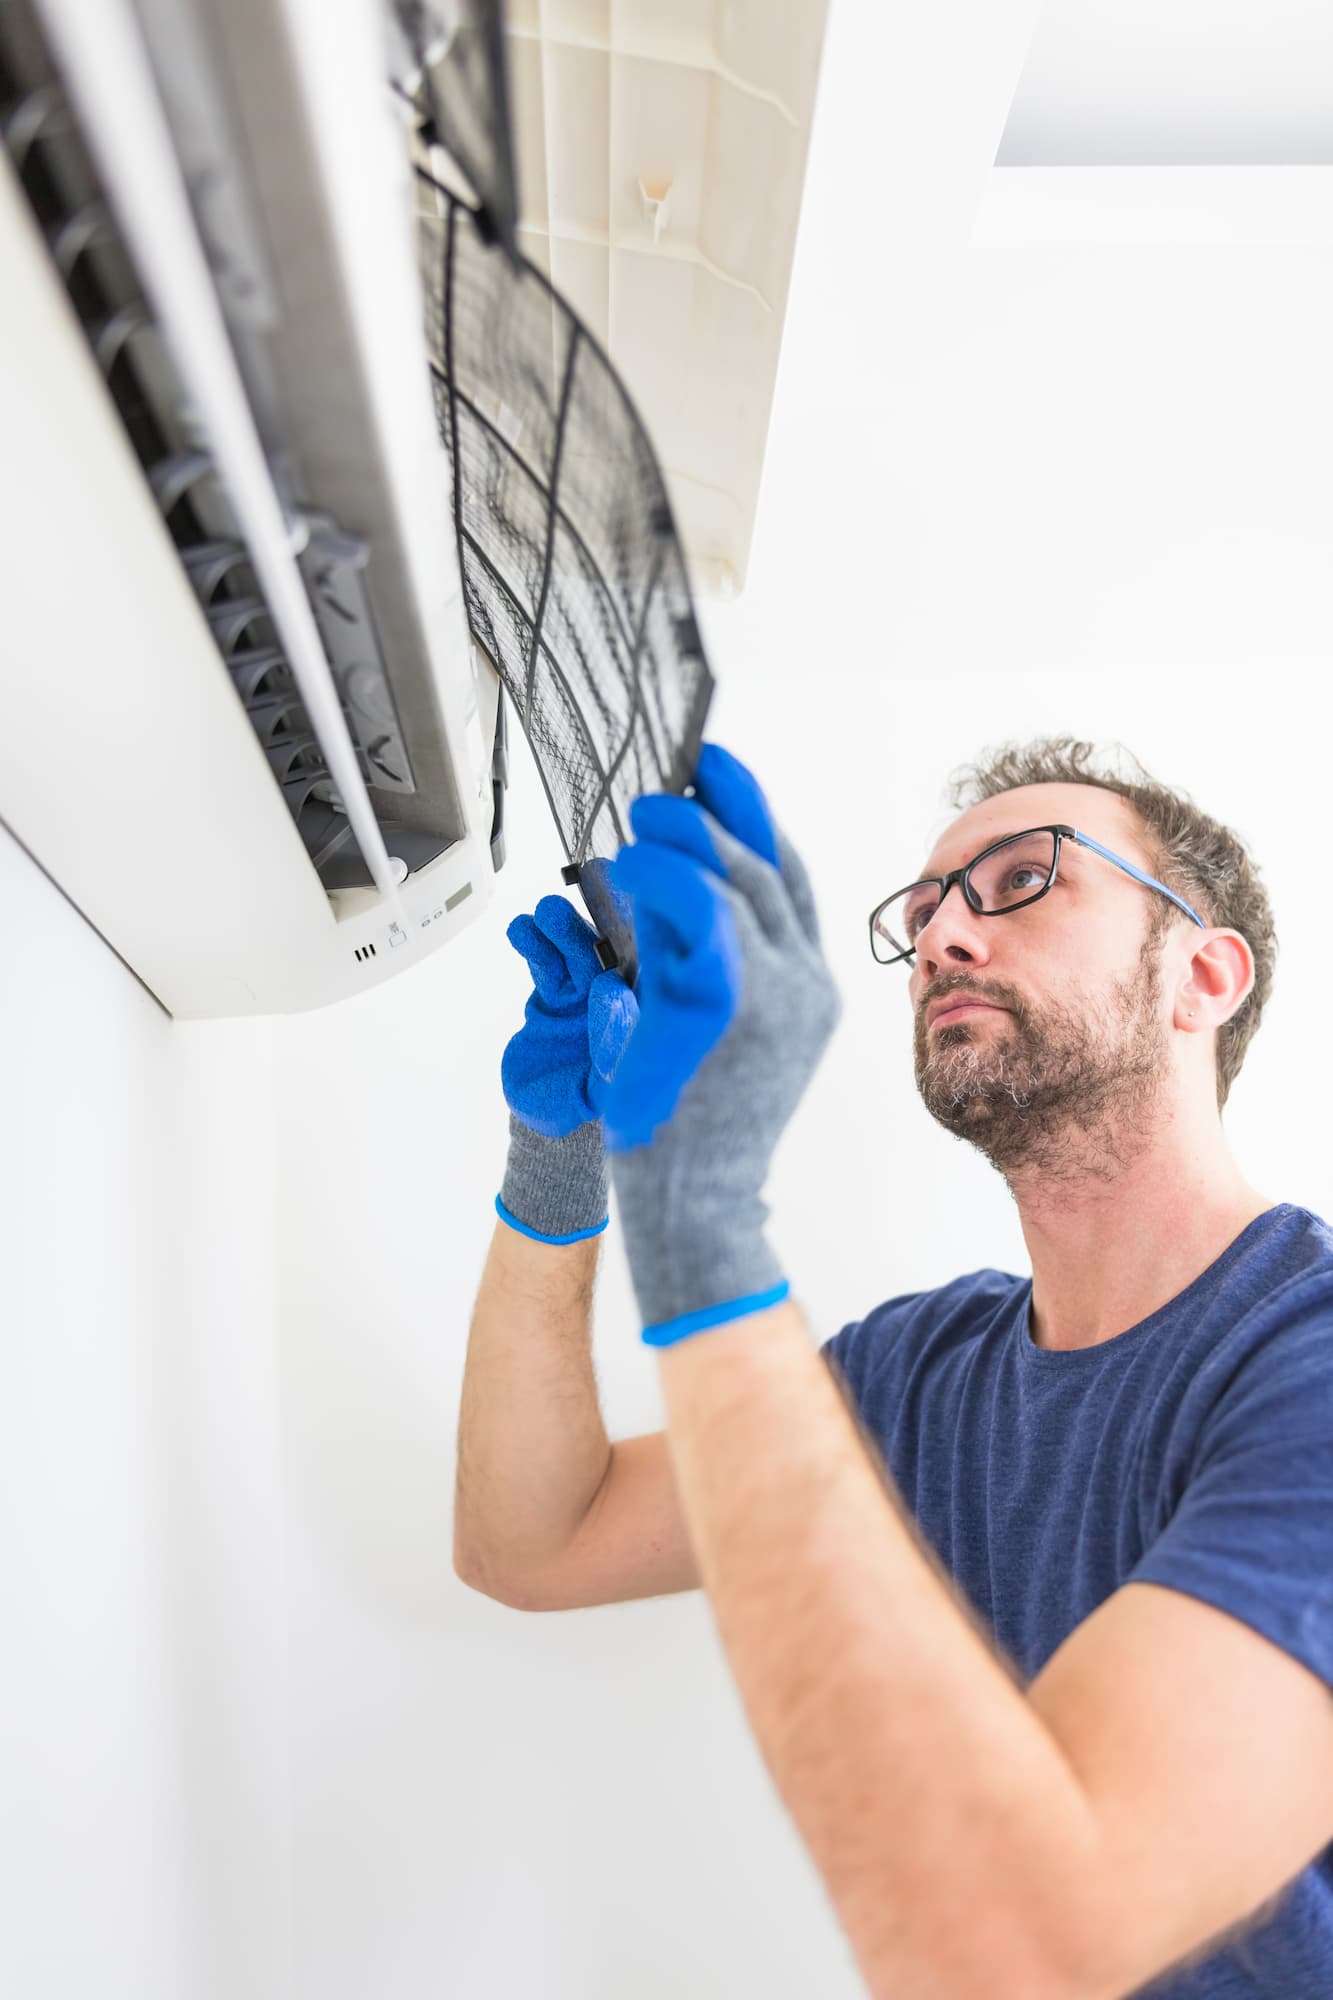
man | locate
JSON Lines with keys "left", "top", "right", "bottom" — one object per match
{"left": 454, "top": 739, "right": 1333, "bottom": 1999}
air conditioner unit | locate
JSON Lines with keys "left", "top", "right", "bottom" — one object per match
{"left": 0, "top": 0, "right": 826, "bottom": 1020}
{"left": 2, "top": 0, "right": 509, "bottom": 1020}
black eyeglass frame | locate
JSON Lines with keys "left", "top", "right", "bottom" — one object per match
{"left": 868, "top": 823, "right": 1207, "bottom": 967}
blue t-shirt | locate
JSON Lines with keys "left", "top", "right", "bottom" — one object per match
{"left": 820, "top": 1202, "right": 1333, "bottom": 1998}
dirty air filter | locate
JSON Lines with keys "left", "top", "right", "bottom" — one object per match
{"left": 414, "top": 161, "right": 714, "bottom": 984}
{"left": 391, "top": 0, "right": 520, "bottom": 255}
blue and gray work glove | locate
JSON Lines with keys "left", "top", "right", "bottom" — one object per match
{"left": 599, "top": 744, "right": 842, "bottom": 1347}
{"left": 497, "top": 895, "right": 638, "bottom": 1244}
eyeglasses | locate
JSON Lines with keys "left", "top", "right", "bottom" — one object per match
{"left": 869, "top": 824, "right": 1206, "bottom": 966}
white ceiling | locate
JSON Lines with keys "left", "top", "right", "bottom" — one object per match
{"left": 696, "top": 0, "right": 1332, "bottom": 699}
{"left": 998, "top": 0, "right": 1333, "bottom": 166}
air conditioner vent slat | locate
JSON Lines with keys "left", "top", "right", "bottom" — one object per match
{"left": 2, "top": 0, "right": 486, "bottom": 938}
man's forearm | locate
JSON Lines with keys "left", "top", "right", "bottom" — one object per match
{"left": 656, "top": 1296, "right": 1107, "bottom": 2000}
{"left": 454, "top": 1221, "right": 611, "bottom": 1590}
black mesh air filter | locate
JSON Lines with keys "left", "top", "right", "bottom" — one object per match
{"left": 393, "top": 0, "right": 519, "bottom": 256}
{"left": 416, "top": 167, "right": 714, "bottom": 981}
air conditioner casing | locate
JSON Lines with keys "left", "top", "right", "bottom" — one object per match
{"left": 2, "top": 0, "right": 830, "bottom": 1019}
{"left": 2, "top": 0, "right": 502, "bottom": 1019}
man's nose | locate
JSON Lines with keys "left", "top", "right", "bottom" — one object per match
{"left": 914, "top": 880, "right": 989, "bottom": 976}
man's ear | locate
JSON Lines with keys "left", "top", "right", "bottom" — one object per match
{"left": 1179, "top": 929, "right": 1255, "bottom": 1027}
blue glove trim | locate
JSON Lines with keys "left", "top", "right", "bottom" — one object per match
{"left": 495, "top": 1194, "right": 609, "bottom": 1246}
{"left": 640, "top": 1278, "right": 791, "bottom": 1348}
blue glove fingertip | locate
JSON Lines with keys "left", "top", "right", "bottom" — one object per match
{"left": 691, "top": 742, "right": 780, "bottom": 870}
{"left": 628, "top": 793, "right": 725, "bottom": 875}
{"left": 529, "top": 893, "right": 607, "bottom": 997}
{"left": 610, "top": 838, "right": 731, "bottom": 959}
{"left": 588, "top": 971, "right": 638, "bottom": 1082}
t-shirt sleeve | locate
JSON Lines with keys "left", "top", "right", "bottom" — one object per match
{"left": 819, "top": 1321, "right": 857, "bottom": 1373}
{"left": 1129, "top": 1274, "right": 1333, "bottom": 1690}
{"left": 819, "top": 1273, "right": 1017, "bottom": 1409}
{"left": 818, "top": 1299, "right": 916, "bottom": 1403}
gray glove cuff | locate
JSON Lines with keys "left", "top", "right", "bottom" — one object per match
{"left": 499, "top": 1112, "right": 609, "bottom": 1242}
{"left": 609, "top": 1149, "right": 785, "bottom": 1338}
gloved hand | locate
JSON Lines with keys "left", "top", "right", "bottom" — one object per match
{"left": 599, "top": 744, "right": 842, "bottom": 1344}
{"left": 496, "top": 895, "right": 639, "bottom": 1244}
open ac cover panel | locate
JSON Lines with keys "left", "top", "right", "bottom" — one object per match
{"left": 0, "top": 0, "right": 826, "bottom": 1019}
{"left": 499, "top": 0, "right": 830, "bottom": 599}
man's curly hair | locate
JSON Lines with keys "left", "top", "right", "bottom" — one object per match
{"left": 944, "top": 737, "right": 1277, "bottom": 1114}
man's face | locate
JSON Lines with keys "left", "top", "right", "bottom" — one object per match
{"left": 906, "top": 783, "right": 1176, "bottom": 1185}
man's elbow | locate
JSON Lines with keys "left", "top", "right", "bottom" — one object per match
{"left": 854, "top": 1887, "right": 1115, "bottom": 2000}
{"left": 453, "top": 1550, "right": 553, "bottom": 1613}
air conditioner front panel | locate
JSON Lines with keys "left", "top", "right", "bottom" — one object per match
{"left": 0, "top": 149, "right": 494, "bottom": 1020}
{"left": 171, "top": 0, "right": 473, "bottom": 849}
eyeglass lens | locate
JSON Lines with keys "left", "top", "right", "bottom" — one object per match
{"left": 873, "top": 830, "right": 1057, "bottom": 962}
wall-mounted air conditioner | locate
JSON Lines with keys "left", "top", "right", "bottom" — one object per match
{"left": 2, "top": 0, "right": 508, "bottom": 1019}
{"left": 0, "top": 0, "right": 826, "bottom": 1019}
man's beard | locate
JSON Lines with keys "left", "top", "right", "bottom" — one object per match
{"left": 912, "top": 934, "right": 1169, "bottom": 1190}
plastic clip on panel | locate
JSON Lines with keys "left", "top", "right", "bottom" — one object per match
{"left": 561, "top": 861, "right": 619, "bottom": 972}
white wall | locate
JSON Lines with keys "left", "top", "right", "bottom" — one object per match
{"left": 0, "top": 826, "right": 292, "bottom": 1999}
{"left": 269, "top": 70, "right": 1333, "bottom": 2000}
{"left": 270, "top": 248, "right": 1333, "bottom": 2000}
{"left": 6, "top": 9, "right": 1332, "bottom": 1998}
{"left": 270, "top": 650, "right": 1332, "bottom": 2000}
